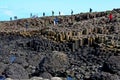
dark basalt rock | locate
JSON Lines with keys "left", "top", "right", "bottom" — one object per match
{"left": 4, "top": 64, "right": 29, "bottom": 79}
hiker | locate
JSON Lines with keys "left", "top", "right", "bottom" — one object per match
{"left": 10, "top": 17, "right": 12, "bottom": 21}
{"left": 52, "top": 11, "right": 54, "bottom": 16}
{"left": 90, "top": 8, "right": 92, "bottom": 13}
{"left": 109, "top": 13, "right": 113, "bottom": 22}
{"left": 71, "top": 10, "right": 73, "bottom": 15}
{"left": 54, "top": 17, "right": 59, "bottom": 26}
{"left": 43, "top": 12, "right": 45, "bottom": 16}
{"left": 59, "top": 11, "right": 61, "bottom": 16}
{"left": 14, "top": 16, "right": 17, "bottom": 20}
{"left": 30, "top": 13, "right": 32, "bottom": 18}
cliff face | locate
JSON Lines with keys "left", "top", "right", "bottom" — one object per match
{"left": 1, "top": 8, "right": 120, "bottom": 49}
{"left": 0, "top": 9, "right": 120, "bottom": 80}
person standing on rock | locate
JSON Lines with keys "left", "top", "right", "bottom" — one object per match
{"left": 10, "top": 17, "right": 12, "bottom": 21}
{"left": 109, "top": 13, "right": 113, "bottom": 22}
{"left": 30, "top": 13, "right": 32, "bottom": 18}
{"left": 54, "top": 17, "right": 59, "bottom": 26}
{"left": 59, "top": 11, "right": 61, "bottom": 16}
{"left": 43, "top": 12, "right": 45, "bottom": 16}
{"left": 52, "top": 11, "right": 54, "bottom": 16}
{"left": 89, "top": 8, "right": 92, "bottom": 13}
{"left": 71, "top": 9, "right": 73, "bottom": 15}
{"left": 14, "top": 16, "right": 17, "bottom": 20}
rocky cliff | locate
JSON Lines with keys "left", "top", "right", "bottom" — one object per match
{"left": 0, "top": 8, "right": 120, "bottom": 80}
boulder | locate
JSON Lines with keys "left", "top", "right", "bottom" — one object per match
{"left": 102, "top": 56, "right": 120, "bottom": 74}
{"left": 40, "top": 72, "right": 52, "bottom": 79}
{"left": 5, "top": 78, "right": 13, "bottom": 80}
{"left": 30, "top": 77, "right": 43, "bottom": 80}
{"left": 4, "top": 64, "right": 29, "bottom": 79}
{"left": 51, "top": 77, "right": 62, "bottom": 80}
{"left": 37, "top": 51, "right": 69, "bottom": 76}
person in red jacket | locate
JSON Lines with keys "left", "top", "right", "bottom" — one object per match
{"left": 109, "top": 13, "right": 113, "bottom": 22}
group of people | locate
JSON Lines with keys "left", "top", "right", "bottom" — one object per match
{"left": 9, "top": 8, "right": 113, "bottom": 26}
{"left": 10, "top": 16, "right": 17, "bottom": 21}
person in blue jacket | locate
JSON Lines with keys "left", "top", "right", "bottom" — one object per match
{"left": 54, "top": 17, "right": 59, "bottom": 26}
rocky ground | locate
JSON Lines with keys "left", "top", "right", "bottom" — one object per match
{"left": 0, "top": 33, "right": 119, "bottom": 80}
{"left": 0, "top": 9, "right": 120, "bottom": 80}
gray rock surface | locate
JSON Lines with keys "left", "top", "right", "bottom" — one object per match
{"left": 4, "top": 64, "right": 29, "bottom": 79}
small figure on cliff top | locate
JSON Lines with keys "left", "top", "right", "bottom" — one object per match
{"left": 109, "top": 13, "right": 113, "bottom": 22}
{"left": 59, "top": 11, "right": 61, "bottom": 16}
{"left": 89, "top": 8, "right": 92, "bottom": 13}
{"left": 43, "top": 12, "right": 45, "bottom": 16}
{"left": 71, "top": 9, "right": 73, "bottom": 15}
{"left": 52, "top": 11, "right": 54, "bottom": 16}
{"left": 10, "top": 17, "right": 12, "bottom": 21}
{"left": 14, "top": 16, "right": 17, "bottom": 20}
{"left": 30, "top": 13, "right": 32, "bottom": 18}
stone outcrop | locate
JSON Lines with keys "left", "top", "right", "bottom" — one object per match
{"left": 0, "top": 8, "right": 120, "bottom": 80}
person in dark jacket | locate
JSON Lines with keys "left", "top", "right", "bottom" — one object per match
{"left": 59, "top": 11, "right": 61, "bottom": 16}
{"left": 71, "top": 9, "right": 73, "bottom": 15}
{"left": 90, "top": 8, "right": 92, "bottom": 13}
{"left": 52, "top": 11, "right": 54, "bottom": 16}
{"left": 54, "top": 17, "right": 59, "bottom": 26}
{"left": 43, "top": 12, "right": 45, "bottom": 16}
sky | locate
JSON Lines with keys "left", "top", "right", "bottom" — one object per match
{"left": 0, "top": 0, "right": 120, "bottom": 21}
